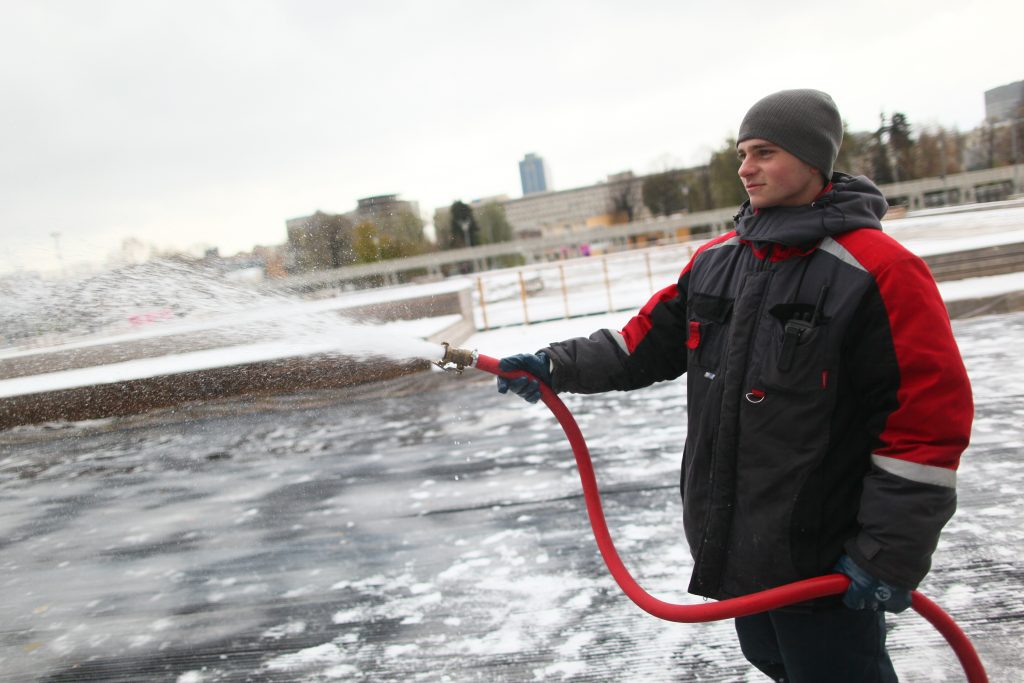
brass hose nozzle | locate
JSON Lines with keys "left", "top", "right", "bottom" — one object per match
{"left": 435, "top": 342, "right": 478, "bottom": 373}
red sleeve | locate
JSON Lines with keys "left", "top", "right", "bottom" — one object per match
{"left": 837, "top": 231, "right": 973, "bottom": 473}
{"left": 620, "top": 282, "right": 680, "bottom": 353}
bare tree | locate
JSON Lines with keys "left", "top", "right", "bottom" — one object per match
{"left": 607, "top": 175, "right": 637, "bottom": 223}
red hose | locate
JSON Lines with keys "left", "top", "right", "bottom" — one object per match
{"left": 476, "top": 353, "right": 987, "bottom": 682}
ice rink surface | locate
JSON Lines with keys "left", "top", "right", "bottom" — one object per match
{"left": 1, "top": 311, "right": 1022, "bottom": 682}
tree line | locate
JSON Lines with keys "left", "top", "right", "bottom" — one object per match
{"left": 288, "top": 199, "right": 520, "bottom": 281}
{"left": 289, "top": 106, "right": 1023, "bottom": 279}
{"left": 638, "top": 109, "right": 1024, "bottom": 217}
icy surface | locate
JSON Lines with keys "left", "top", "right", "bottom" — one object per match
{"left": 0, "top": 312, "right": 1021, "bottom": 681}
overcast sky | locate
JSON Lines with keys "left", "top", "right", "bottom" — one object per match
{"left": 2, "top": 0, "right": 1022, "bottom": 275}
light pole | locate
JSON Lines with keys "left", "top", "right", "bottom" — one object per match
{"left": 50, "top": 231, "right": 65, "bottom": 276}
{"left": 459, "top": 218, "right": 472, "bottom": 247}
{"left": 1011, "top": 117, "right": 1021, "bottom": 195}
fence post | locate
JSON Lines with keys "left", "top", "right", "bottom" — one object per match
{"left": 476, "top": 276, "right": 490, "bottom": 331}
{"left": 559, "top": 264, "right": 570, "bottom": 319}
{"left": 517, "top": 270, "right": 531, "bottom": 326}
{"left": 602, "top": 257, "right": 613, "bottom": 313}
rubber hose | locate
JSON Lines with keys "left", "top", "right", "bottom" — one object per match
{"left": 476, "top": 353, "right": 987, "bottom": 682}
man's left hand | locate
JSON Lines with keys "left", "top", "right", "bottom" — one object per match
{"left": 496, "top": 352, "right": 552, "bottom": 404}
{"left": 834, "top": 554, "right": 912, "bottom": 613}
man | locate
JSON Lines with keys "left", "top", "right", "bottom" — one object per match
{"left": 497, "top": 89, "right": 973, "bottom": 681}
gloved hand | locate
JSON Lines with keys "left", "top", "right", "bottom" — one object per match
{"left": 834, "top": 554, "right": 912, "bottom": 613}
{"left": 496, "top": 352, "right": 552, "bottom": 404}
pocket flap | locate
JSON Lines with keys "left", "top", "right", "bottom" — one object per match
{"left": 690, "top": 293, "right": 733, "bottom": 323}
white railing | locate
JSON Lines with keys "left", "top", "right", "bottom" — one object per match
{"left": 472, "top": 241, "right": 702, "bottom": 329}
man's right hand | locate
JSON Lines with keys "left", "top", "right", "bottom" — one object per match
{"left": 496, "top": 352, "right": 552, "bottom": 404}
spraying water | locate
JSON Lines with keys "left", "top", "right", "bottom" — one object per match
{"left": 2, "top": 259, "right": 447, "bottom": 355}
{"left": 0, "top": 259, "right": 449, "bottom": 402}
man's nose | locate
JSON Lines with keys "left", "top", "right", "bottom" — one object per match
{"left": 738, "top": 157, "right": 754, "bottom": 178}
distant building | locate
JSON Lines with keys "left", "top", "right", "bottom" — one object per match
{"left": 352, "top": 194, "right": 427, "bottom": 247}
{"left": 285, "top": 211, "right": 355, "bottom": 272}
{"left": 253, "top": 244, "right": 288, "bottom": 279}
{"left": 285, "top": 194, "right": 428, "bottom": 274}
{"left": 519, "top": 153, "right": 551, "bottom": 195}
{"left": 467, "top": 194, "right": 510, "bottom": 214}
{"left": 985, "top": 80, "right": 1024, "bottom": 122}
{"left": 503, "top": 171, "right": 651, "bottom": 240}
{"left": 353, "top": 194, "right": 420, "bottom": 226}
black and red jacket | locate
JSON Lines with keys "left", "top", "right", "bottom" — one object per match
{"left": 543, "top": 173, "right": 973, "bottom": 601}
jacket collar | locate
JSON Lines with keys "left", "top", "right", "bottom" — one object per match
{"left": 733, "top": 172, "right": 888, "bottom": 247}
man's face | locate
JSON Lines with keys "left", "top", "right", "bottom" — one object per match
{"left": 737, "top": 139, "right": 825, "bottom": 209}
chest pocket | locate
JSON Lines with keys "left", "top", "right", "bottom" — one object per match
{"left": 760, "top": 302, "right": 831, "bottom": 393}
{"left": 687, "top": 293, "right": 733, "bottom": 372}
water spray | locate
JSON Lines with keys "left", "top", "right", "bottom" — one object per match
{"left": 438, "top": 342, "right": 988, "bottom": 682}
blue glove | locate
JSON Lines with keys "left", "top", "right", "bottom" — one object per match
{"left": 834, "top": 554, "right": 912, "bottom": 613}
{"left": 496, "top": 352, "right": 552, "bottom": 404}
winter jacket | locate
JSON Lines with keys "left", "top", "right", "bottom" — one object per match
{"left": 543, "top": 173, "right": 973, "bottom": 601}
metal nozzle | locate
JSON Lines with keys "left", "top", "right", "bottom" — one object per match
{"left": 435, "top": 342, "right": 478, "bottom": 374}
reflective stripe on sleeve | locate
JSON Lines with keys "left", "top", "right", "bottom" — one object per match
{"left": 609, "top": 329, "right": 629, "bottom": 355}
{"left": 819, "top": 236, "right": 868, "bottom": 272}
{"left": 871, "top": 454, "right": 957, "bottom": 488}
{"left": 702, "top": 234, "right": 742, "bottom": 255}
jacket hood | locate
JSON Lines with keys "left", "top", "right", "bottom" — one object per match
{"left": 733, "top": 172, "right": 888, "bottom": 247}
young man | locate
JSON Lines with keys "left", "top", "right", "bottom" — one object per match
{"left": 497, "top": 89, "right": 973, "bottom": 681}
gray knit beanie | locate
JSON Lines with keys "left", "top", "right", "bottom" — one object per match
{"left": 737, "top": 89, "right": 843, "bottom": 179}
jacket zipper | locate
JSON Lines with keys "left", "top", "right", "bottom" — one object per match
{"left": 694, "top": 243, "right": 774, "bottom": 585}
{"left": 743, "top": 243, "right": 774, "bottom": 399}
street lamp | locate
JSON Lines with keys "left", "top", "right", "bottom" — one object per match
{"left": 458, "top": 218, "right": 473, "bottom": 247}
{"left": 50, "top": 231, "right": 65, "bottom": 276}
{"left": 1011, "top": 117, "right": 1022, "bottom": 195}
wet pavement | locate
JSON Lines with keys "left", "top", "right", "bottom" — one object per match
{"left": 1, "top": 312, "right": 1023, "bottom": 682}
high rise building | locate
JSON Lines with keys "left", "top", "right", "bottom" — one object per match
{"left": 985, "top": 80, "right": 1024, "bottom": 122}
{"left": 519, "top": 153, "right": 551, "bottom": 195}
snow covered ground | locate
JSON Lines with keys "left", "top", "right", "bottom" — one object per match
{"left": 0, "top": 310, "right": 1021, "bottom": 682}
{"left": 0, "top": 202, "right": 1021, "bottom": 681}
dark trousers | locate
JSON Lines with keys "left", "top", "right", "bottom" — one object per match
{"left": 735, "top": 608, "right": 898, "bottom": 682}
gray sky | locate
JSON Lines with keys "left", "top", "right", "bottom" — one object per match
{"left": 2, "top": 0, "right": 1022, "bottom": 275}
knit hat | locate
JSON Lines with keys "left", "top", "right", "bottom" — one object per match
{"left": 737, "top": 89, "right": 843, "bottom": 179}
